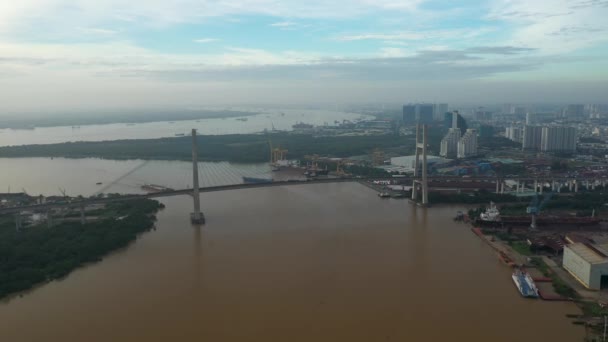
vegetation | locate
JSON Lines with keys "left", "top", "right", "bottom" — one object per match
{"left": 530, "top": 257, "right": 579, "bottom": 299}
{"left": 0, "top": 133, "right": 417, "bottom": 163}
{"left": 511, "top": 241, "right": 532, "bottom": 256}
{"left": 0, "top": 199, "right": 163, "bottom": 300}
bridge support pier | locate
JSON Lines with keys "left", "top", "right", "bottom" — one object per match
{"left": 80, "top": 203, "right": 86, "bottom": 225}
{"left": 575, "top": 180, "right": 579, "bottom": 193}
{"left": 500, "top": 182, "right": 504, "bottom": 194}
{"left": 15, "top": 213, "right": 22, "bottom": 232}
{"left": 47, "top": 210, "right": 52, "bottom": 229}
{"left": 539, "top": 181, "right": 543, "bottom": 194}
{"left": 496, "top": 180, "right": 500, "bottom": 194}
{"left": 534, "top": 180, "right": 538, "bottom": 193}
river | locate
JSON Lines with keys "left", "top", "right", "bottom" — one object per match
{"left": 0, "top": 158, "right": 584, "bottom": 341}
{"left": 0, "top": 108, "right": 370, "bottom": 147}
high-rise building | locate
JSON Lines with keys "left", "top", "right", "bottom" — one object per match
{"left": 403, "top": 105, "right": 416, "bottom": 124}
{"left": 522, "top": 125, "right": 543, "bottom": 150}
{"left": 417, "top": 104, "right": 434, "bottom": 124}
{"left": 433, "top": 103, "right": 448, "bottom": 121}
{"left": 440, "top": 112, "right": 461, "bottom": 158}
{"left": 403, "top": 103, "right": 436, "bottom": 125}
{"left": 541, "top": 126, "right": 577, "bottom": 152}
{"left": 458, "top": 129, "right": 478, "bottom": 158}
{"left": 474, "top": 109, "right": 493, "bottom": 121}
{"left": 443, "top": 111, "right": 467, "bottom": 135}
{"left": 505, "top": 126, "right": 522, "bottom": 143}
{"left": 562, "top": 104, "right": 585, "bottom": 119}
{"left": 514, "top": 107, "right": 526, "bottom": 115}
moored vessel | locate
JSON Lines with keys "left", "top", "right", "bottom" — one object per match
{"left": 512, "top": 269, "right": 539, "bottom": 298}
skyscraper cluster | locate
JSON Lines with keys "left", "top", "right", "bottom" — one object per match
{"left": 403, "top": 103, "right": 448, "bottom": 125}
{"left": 440, "top": 111, "right": 478, "bottom": 159}
{"left": 522, "top": 125, "right": 576, "bottom": 152}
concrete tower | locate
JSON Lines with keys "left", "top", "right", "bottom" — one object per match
{"left": 411, "top": 124, "right": 429, "bottom": 206}
{"left": 191, "top": 129, "right": 205, "bottom": 224}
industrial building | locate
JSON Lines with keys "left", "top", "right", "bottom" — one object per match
{"left": 380, "top": 155, "right": 449, "bottom": 174}
{"left": 540, "top": 126, "right": 577, "bottom": 152}
{"left": 457, "top": 129, "right": 478, "bottom": 158}
{"left": 563, "top": 243, "right": 608, "bottom": 290}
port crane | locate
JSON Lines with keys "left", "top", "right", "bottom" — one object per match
{"left": 527, "top": 190, "right": 553, "bottom": 230}
{"left": 268, "top": 137, "right": 288, "bottom": 170}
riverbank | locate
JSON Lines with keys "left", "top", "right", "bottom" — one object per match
{"left": 0, "top": 199, "right": 163, "bottom": 301}
{"left": 467, "top": 220, "right": 608, "bottom": 340}
{"left": 0, "top": 133, "right": 415, "bottom": 163}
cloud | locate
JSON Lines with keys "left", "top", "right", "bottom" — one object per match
{"left": 0, "top": 0, "right": 428, "bottom": 34}
{"left": 79, "top": 27, "right": 118, "bottom": 35}
{"left": 486, "top": 0, "right": 608, "bottom": 53}
{"left": 270, "top": 21, "right": 296, "bottom": 28}
{"left": 335, "top": 28, "right": 494, "bottom": 42}
{"left": 465, "top": 46, "right": 537, "bottom": 55}
{"left": 91, "top": 46, "right": 568, "bottom": 83}
{"left": 193, "top": 38, "right": 220, "bottom": 43}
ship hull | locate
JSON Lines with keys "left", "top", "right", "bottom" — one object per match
{"left": 475, "top": 216, "right": 600, "bottom": 227}
{"left": 242, "top": 176, "right": 273, "bottom": 184}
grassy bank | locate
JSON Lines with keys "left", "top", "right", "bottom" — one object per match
{"left": 530, "top": 257, "right": 579, "bottom": 299}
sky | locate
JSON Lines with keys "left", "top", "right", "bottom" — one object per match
{"left": 0, "top": 0, "right": 607, "bottom": 112}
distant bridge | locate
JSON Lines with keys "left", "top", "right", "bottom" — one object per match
{"left": 3, "top": 127, "right": 606, "bottom": 227}
{"left": 0, "top": 178, "right": 358, "bottom": 215}
{"left": 2, "top": 174, "right": 604, "bottom": 216}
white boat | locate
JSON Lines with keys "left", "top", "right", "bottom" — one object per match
{"left": 480, "top": 202, "right": 501, "bottom": 222}
{"left": 378, "top": 192, "right": 391, "bottom": 198}
{"left": 512, "top": 269, "right": 539, "bottom": 298}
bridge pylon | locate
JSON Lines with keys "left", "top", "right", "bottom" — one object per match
{"left": 190, "top": 129, "right": 205, "bottom": 225}
{"left": 411, "top": 124, "right": 429, "bottom": 207}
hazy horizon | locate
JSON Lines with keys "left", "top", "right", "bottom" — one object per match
{"left": 0, "top": 0, "right": 607, "bottom": 113}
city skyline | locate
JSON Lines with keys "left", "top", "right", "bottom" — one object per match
{"left": 0, "top": 0, "right": 607, "bottom": 112}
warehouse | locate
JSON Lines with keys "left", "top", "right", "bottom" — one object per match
{"left": 563, "top": 243, "right": 608, "bottom": 290}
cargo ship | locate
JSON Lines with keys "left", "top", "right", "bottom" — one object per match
{"left": 475, "top": 202, "right": 600, "bottom": 227}
{"left": 242, "top": 176, "right": 273, "bottom": 184}
{"left": 512, "top": 269, "right": 539, "bottom": 298}
{"left": 292, "top": 122, "right": 314, "bottom": 129}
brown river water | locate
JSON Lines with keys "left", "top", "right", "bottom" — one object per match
{"left": 0, "top": 182, "right": 584, "bottom": 341}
